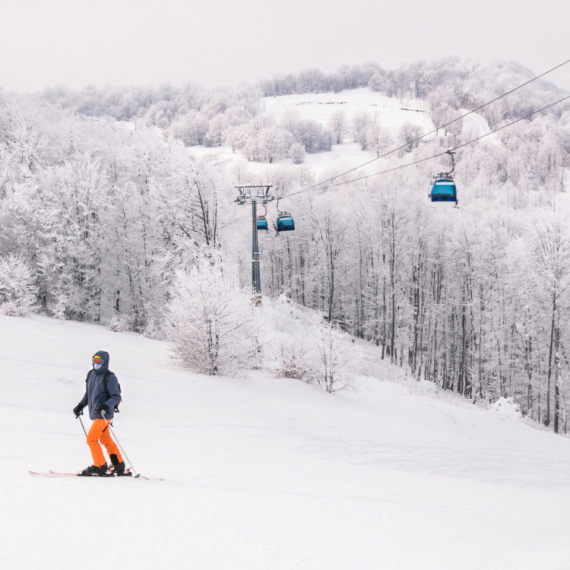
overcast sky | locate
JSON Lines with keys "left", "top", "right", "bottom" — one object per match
{"left": 1, "top": 0, "right": 568, "bottom": 92}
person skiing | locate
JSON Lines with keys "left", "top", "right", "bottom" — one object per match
{"left": 73, "top": 351, "right": 126, "bottom": 476}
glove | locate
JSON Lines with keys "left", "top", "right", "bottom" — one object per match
{"left": 95, "top": 403, "right": 110, "bottom": 416}
{"left": 73, "top": 404, "right": 84, "bottom": 418}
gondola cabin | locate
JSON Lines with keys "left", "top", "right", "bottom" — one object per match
{"left": 276, "top": 214, "right": 295, "bottom": 232}
{"left": 429, "top": 178, "right": 458, "bottom": 208}
{"left": 257, "top": 216, "right": 268, "bottom": 231}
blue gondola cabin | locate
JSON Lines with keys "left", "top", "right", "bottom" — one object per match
{"left": 276, "top": 215, "right": 295, "bottom": 232}
{"left": 429, "top": 178, "right": 458, "bottom": 208}
{"left": 257, "top": 217, "right": 268, "bottom": 231}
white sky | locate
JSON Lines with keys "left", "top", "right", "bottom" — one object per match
{"left": 1, "top": 0, "right": 569, "bottom": 92}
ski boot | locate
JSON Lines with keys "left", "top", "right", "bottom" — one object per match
{"left": 110, "top": 454, "right": 130, "bottom": 476}
{"left": 79, "top": 463, "right": 109, "bottom": 476}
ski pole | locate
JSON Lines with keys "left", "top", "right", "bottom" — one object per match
{"left": 77, "top": 414, "right": 87, "bottom": 437}
{"left": 101, "top": 410, "right": 139, "bottom": 477}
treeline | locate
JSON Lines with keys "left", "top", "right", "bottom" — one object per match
{"left": 0, "top": 94, "right": 227, "bottom": 332}
{"left": 258, "top": 63, "right": 382, "bottom": 96}
{"left": 260, "top": 185, "right": 570, "bottom": 433}
{"left": 251, "top": 101, "right": 570, "bottom": 430}
{"left": 36, "top": 59, "right": 568, "bottom": 165}
{"left": 260, "top": 58, "right": 568, "bottom": 126}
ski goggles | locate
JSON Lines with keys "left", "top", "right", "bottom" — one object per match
{"left": 92, "top": 356, "right": 103, "bottom": 364}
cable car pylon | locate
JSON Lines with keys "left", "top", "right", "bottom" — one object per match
{"left": 235, "top": 185, "right": 274, "bottom": 295}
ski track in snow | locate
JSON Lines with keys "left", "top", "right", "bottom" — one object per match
{"left": 1, "top": 313, "right": 570, "bottom": 569}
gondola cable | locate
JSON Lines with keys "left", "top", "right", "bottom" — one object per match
{"left": 284, "top": 93, "right": 570, "bottom": 195}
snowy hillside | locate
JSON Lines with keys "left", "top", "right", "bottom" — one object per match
{"left": 189, "top": 87, "right": 409, "bottom": 180}
{"left": 2, "top": 312, "right": 570, "bottom": 569}
{"left": 262, "top": 88, "right": 431, "bottom": 130}
{"left": 189, "top": 87, "right": 498, "bottom": 180}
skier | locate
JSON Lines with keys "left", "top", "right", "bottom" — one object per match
{"left": 73, "top": 351, "right": 126, "bottom": 476}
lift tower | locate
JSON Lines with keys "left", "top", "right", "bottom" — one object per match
{"left": 235, "top": 185, "right": 274, "bottom": 294}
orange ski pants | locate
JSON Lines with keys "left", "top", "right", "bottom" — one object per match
{"left": 87, "top": 419, "right": 123, "bottom": 467}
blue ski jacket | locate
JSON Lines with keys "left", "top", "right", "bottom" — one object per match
{"left": 79, "top": 351, "right": 121, "bottom": 420}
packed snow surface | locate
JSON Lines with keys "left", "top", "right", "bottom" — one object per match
{"left": 2, "top": 314, "right": 570, "bottom": 569}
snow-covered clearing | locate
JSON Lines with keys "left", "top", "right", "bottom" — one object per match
{"left": 262, "top": 89, "right": 431, "bottom": 131}
{"left": 2, "top": 313, "right": 570, "bottom": 570}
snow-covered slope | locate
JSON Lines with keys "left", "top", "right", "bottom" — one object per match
{"left": 2, "top": 313, "right": 570, "bottom": 570}
{"left": 190, "top": 88, "right": 499, "bottom": 182}
{"left": 262, "top": 88, "right": 431, "bottom": 131}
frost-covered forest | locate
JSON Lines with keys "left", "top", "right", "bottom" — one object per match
{"left": 1, "top": 57, "right": 570, "bottom": 433}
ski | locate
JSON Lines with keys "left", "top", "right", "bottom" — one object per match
{"left": 29, "top": 469, "right": 162, "bottom": 481}
{"left": 50, "top": 469, "right": 131, "bottom": 477}
{"left": 29, "top": 471, "right": 77, "bottom": 477}
{"left": 50, "top": 467, "right": 164, "bottom": 481}
{"left": 29, "top": 470, "right": 111, "bottom": 477}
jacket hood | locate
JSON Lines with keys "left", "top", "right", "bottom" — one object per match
{"left": 92, "top": 350, "right": 110, "bottom": 375}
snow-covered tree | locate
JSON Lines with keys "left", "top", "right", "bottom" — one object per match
{"left": 167, "top": 257, "right": 261, "bottom": 376}
{"left": 398, "top": 122, "right": 422, "bottom": 153}
{"left": 352, "top": 113, "right": 372, "bottom": 150}
{"left": 328, "top": 110, "right": 348, "bottom": 144}
{"left": 307, "top": 316, "right": 354, "bottom": 393}
{"left": 169, "top": 111, "right": 210, "bottom": 146}
{"left": 255, "top": 127, "right": 295, "bottom": 163}
{"left": 0, "top": 255, "right": 37, "bottom": 316}
{"left": 203, "top": 114, "right": 229, "bottom": 147}
{"left": 275, "top": 333, "right": 312, "bottom": 380}
{"left": 289, "top": 142, "right": 306, "bottom": 164}
{"left": 367, "top": 124, "right": 393, "bottom": 157}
